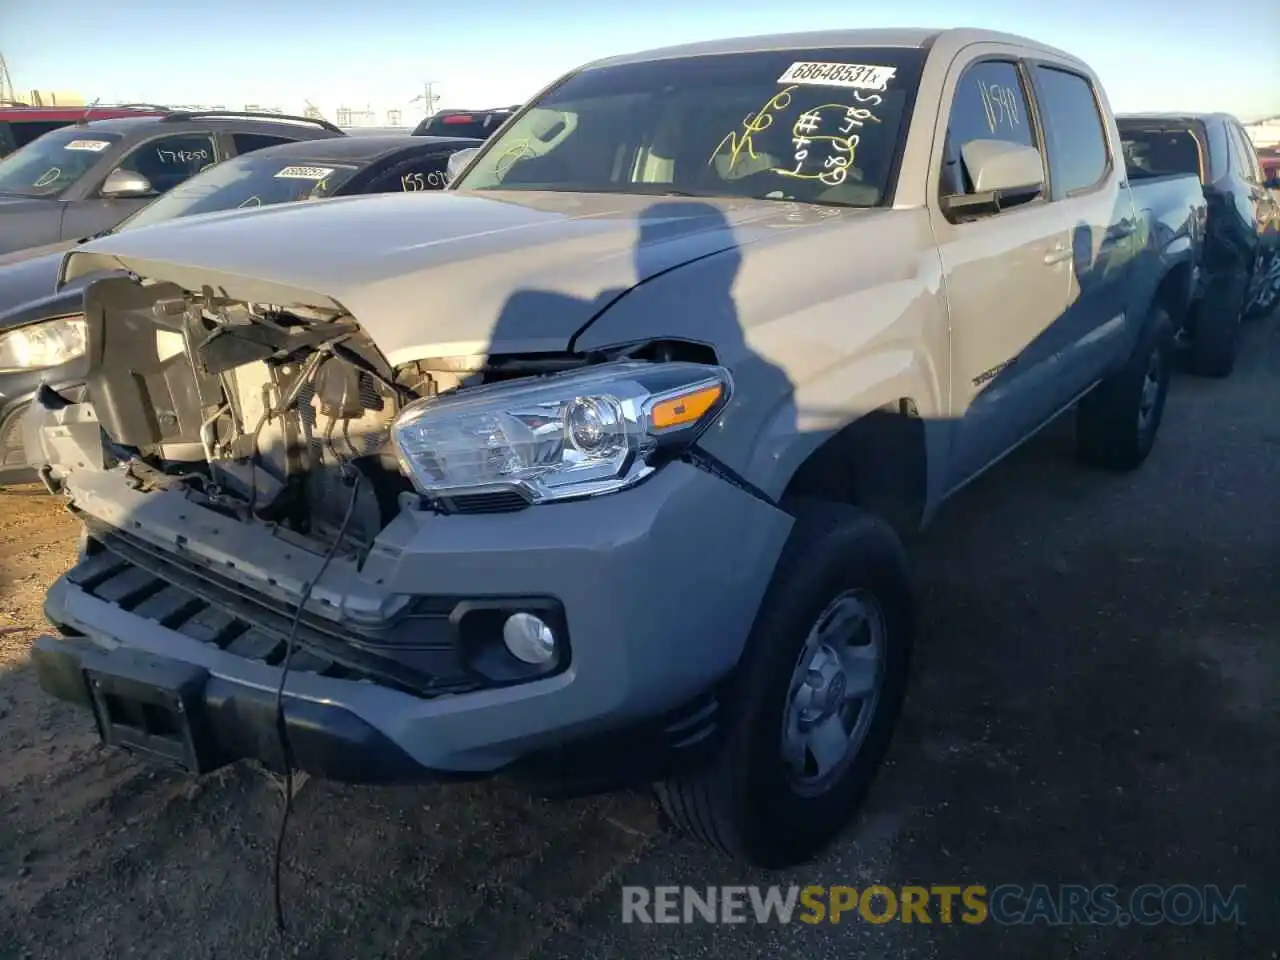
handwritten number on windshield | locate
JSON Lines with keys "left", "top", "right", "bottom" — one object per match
{"left": 779, "top": 95, "right": 882, "bottom": 186}
{"left": 710, "top": 86, "right": 796, "bottom": 172}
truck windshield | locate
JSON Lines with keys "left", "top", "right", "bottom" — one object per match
{"left": 0, "top": 127, "right": 123, "bottom": 198}
{"left": 455, "top": 46, "right": 925, "bottom": 208}
{"left": 116, "top": 154, "right": 359, "bottom": 232}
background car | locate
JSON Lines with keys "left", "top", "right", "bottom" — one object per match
{"left": 412, "top": 106, "right": 519, "bottom": 140}
{"left": 0, "top": 109, "right": 347, "bottom": 256}
{"left": 1117, "top": 112, "right": 1280, "bottom": 374}
{"left": 0, "top": 102, "right": 168, "bottom": 157}
{"left": 0, "top": 132, "right": 481, "bottom": 484}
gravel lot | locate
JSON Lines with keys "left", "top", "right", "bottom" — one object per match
{"left": 0, "top": 314, "right": 1275, "bottom": 960}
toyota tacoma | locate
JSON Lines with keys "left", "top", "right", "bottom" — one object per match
{"left": 27, "top": 28, "right": 1203, "bottom": 867}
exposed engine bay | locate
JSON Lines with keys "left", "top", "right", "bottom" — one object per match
{"left": 74, "top": 279, "right": 445, "bottom": 554}
{"left": 54, "top": 275, "right": 712, "bottom": 559}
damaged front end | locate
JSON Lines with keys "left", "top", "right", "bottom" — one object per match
{"left": 29, "top": 269, "right": 735, "bottom": 701}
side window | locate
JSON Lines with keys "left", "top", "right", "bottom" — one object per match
{"left": 1032, "top": 66, "right": 1109, "bottom": 196}
{"left": 940, "top": 60, "right": 1039, "bottom": 198}
{"left": 231, "top": 132, "right": 298, "bottom": 156}
{"left": 114, "top": 134, "right": 216, "bottom": 193}
{"left": 1228, "top": 124, "right": 1260, "bottom": 182}
{"left": 1206, "top": 121, "right": 1230, "bottom": 182}
{"left": 367, "top": 154, "right": 453, "bottom": 194}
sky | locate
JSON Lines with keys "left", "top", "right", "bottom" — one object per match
{"left": 2, "top": 0, "right": 1278, "bottom": 123}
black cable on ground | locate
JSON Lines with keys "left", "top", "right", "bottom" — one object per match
{"left": 271, "top": 472, "right": 362, "bottom": 936}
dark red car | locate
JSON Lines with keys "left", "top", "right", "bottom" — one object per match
{"left": 0, "top": 104, "right": 167, "bottom": 157}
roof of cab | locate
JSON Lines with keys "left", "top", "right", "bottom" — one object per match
{"left": 583, "top": 27, "right": 1083, "bottom": 70}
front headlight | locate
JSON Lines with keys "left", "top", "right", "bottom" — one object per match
{"left": 392, "top": 360, "right": 731, "bottom": 504}
{"left": 0, "top": 316, "right": 87, "bottom": 371}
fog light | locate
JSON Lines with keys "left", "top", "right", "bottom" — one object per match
{"left": 502, "top": 612, "right": 557, "bottom": 665}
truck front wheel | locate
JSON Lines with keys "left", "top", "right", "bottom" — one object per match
{"left": 654, "top": 499, "right": 914, "bottom": 868}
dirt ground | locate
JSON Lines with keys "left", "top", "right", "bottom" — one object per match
{"left": 1, "top": 316, "right": 1277, "bottom": 960}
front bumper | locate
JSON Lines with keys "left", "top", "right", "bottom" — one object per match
{"left": 37, "top": 458, "right": 792, "bottom": 783}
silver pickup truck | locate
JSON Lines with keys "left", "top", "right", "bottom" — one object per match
{"left": 27, "top": 28, "right": 1204, "bottom": 867}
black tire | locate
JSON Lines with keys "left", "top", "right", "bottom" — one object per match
{"left": 1076, "top": 303, "right": 1174, "bottom": 472}
{"left": 1188, "top": 272, "right": 1246, "bottom": 377}
{"left": 654, "top": 499, "right": 914, "bottom": 868}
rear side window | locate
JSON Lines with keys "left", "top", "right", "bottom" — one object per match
{"left": 1228, "top": 123, "right": 1261, "bottom": 182}
{"left": 1033, "top": 66, "right": 1110, "bottom": 196}
{"left": 1205, "top": 121, "right": 1230, "bottom": 181}
{"left": 231, "top": 132, "right": 299, "bottom": 155}
{"left": 940, "top": 60, "right": 1039, "bottom": 197}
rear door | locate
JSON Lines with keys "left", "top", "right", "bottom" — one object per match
{"left": 932, "top": 54, "right": 1074, "bottom": 489}
{"left": 1028, "top": 62, "right": 1138, "bottom": 390}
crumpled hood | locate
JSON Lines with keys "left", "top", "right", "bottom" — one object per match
{"left": 60, "top": 190, "right": 834, "bottom": 363}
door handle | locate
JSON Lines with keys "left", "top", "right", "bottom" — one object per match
{"left": 1044, "top": 243, "right": 1073, "bottom": 265}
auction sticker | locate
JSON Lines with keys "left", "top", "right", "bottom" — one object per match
{"left": 273, "top": 165, "right": 335, "bottom": 180}
{"left": 63, "top": 139, "right": 112, "bottom": 152}
{"left": 776, "top": 62, "right": 896, "bottom": 91}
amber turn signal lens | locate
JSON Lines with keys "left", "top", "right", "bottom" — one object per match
{"left": 648, "top": 383, "right": 724, "bottom": 430}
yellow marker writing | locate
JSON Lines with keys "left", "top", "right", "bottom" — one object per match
{"left": 708, "top": 86, "right": 797, "bottom": 171}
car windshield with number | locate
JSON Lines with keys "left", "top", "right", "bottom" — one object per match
{"left": 117, "top": 155, "right": 359, "bottom": 232}
{"left": 0, "top": 127, "right": 123, "bottom": 198}
{"left": 455, "top": 48, "right": 925, "bottom": 207}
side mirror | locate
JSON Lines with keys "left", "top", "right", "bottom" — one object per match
{"left": 446, "top": 147, "right": 480, "bottom": 185}
{"left": 962, "top": 139, "right": 1045, "bottom": 194}
{"left": 942, "top": 140, "right": 1045, "bottom": 219}
{"left": 99, "top": 168, "right": 155, "bottom": 199}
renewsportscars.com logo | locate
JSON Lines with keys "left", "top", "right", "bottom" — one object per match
{"left": 621, "top": 884, "right": 1247, "bottom": 926}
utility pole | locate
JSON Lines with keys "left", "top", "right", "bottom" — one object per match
{"left": 0, "top": 53, "right": 17, "bottom": 104}
{"left": 410, "top": 80, "right": 440, "bottom": 118}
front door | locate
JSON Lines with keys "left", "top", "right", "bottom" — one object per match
{"left": 930, "top": 57, "right": 1072, "bottom": 490}
{"left": 60, "top": 132, "right": 219, "bottom": 241}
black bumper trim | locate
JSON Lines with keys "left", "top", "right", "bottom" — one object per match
{"left": 32, "top": 633, "right": 445, "bottom": 784}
